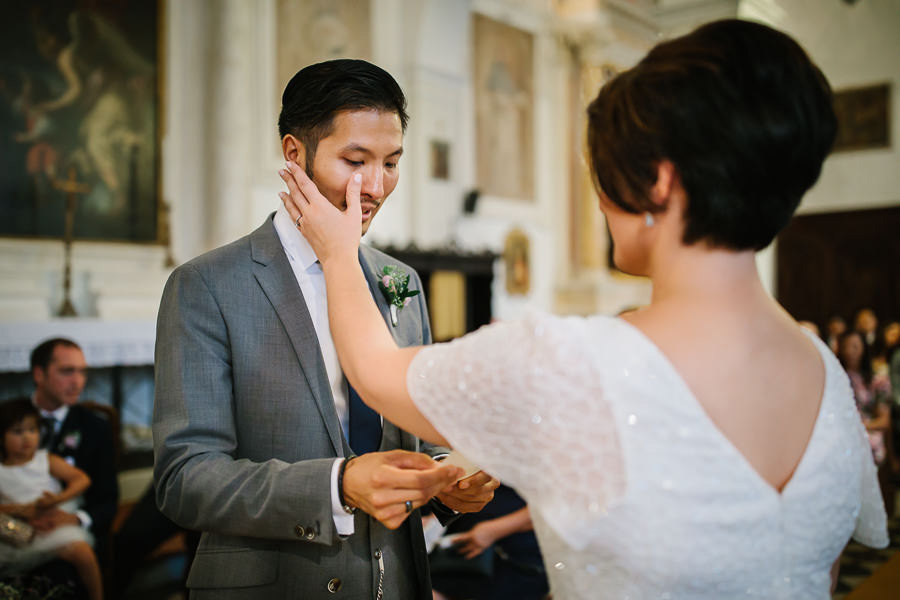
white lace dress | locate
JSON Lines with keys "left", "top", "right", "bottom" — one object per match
{"left": 408, "top": 314, "right": 888, "bottom": 599}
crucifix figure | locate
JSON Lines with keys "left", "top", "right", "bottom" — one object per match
{"left": 53, "top": 167, "right": 90, "bottom": 317}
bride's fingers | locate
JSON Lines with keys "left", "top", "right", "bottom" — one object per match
{"left": 278, "top": 167, "right": 307, "bottom": 222}
{"left": 286, "top": 161, "right": 334, "bottom": 212}
{"left": 345, "top": 173, "right": 362, "bottom": 218}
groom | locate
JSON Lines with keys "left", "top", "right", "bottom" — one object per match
{"left": 153, "top": 59, "right": 496, "bottom": 599}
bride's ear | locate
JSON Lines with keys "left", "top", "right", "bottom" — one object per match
{"left": 650, "top": 160, "right": 679, "bottom": 209}
{"left": 281, "top": 134, "right": 306, "bottom": 166}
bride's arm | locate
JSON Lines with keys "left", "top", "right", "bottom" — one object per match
{"left": 280, "top": 162, "right": 448, "bottom": 445}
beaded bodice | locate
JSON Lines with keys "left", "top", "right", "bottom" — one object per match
{"left": 408, "top": 314, "right": 888, "bottom": 599}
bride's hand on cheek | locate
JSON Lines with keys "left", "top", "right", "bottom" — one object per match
{"left": 278, "top": 161, "right": 363, "bottom": 263}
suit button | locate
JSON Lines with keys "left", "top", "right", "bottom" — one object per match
{"left": 294, "top": 525, "right": 305, "bottom": 538}
{"left": 373, "top": 549, "right": 382, "bottom": 559}
{"left": 327, "top": 578, "right": 342, "bottom": 593}
{"left": 305, "top": 529, "right": 316, "bottom": 540}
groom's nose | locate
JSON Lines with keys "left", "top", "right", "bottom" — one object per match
{"left": 360, "top": 166, "right": 384, "bottom": 199}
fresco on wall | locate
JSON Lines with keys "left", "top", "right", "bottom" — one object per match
{"left": 276, "top": 0, "right": 371, "bottom": 94}
{"left": 0, "top": 1, "right": 159, "bottom": 242}
{"left": 473, "top": 14, "right": 534, "bottom": 201}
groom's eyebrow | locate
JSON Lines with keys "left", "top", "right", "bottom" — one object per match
{"left": 342, "top": 144, "right": 404, "bottom": 158}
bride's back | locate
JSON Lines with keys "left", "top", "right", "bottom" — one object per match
{"left": 624, "top": 293, "right": 825, "bottom": 494}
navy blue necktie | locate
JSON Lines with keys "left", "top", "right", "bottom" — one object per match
{"left": 348, "top": 383, "right": 382, "bottom": 455}
{"left": 40, "top": 416, "right": 57, "bottom": 449}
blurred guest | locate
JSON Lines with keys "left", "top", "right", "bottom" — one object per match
{"left": 27, "top": 339, "right": 119, "bottom": 566}
{"left": 798, "top": 320, "right": 820, "bottom": 337}
{"left": 431, "top": 485, "right": 548, "bottom": 600}
{"left": 837, "top": 331, "right": 892, "bottom": 465}
{"left": 855, "top": 308, "right": 879, "bottom": 350}
{"left": 825, "top": 315, "right": 847, "bottom": 354}
{"left": 112, "top": 483, "right": 200, "bottom": 598}
{"left": 874, "top": 320, "right": 900, "bottom": 376}
{"left": 888, "top": 321, "right": 900, "bottom": 405}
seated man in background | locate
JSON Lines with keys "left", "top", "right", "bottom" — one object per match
{"left": 27, "top": 338, "right": 120, "bottom": 571}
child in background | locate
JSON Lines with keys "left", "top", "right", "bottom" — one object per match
{"left": 0, "top": 398, "right": 103, "bottom": 600}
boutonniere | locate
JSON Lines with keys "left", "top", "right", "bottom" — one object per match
{"left": 62, "top": 431, "right": 81, "bottom": 450}
{"left": 378, "top": 265, "right": 420, "bottom": 327}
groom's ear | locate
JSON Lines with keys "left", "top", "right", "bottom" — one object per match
{"left": 281, "top": 134, "right": 307, "bottom": 167}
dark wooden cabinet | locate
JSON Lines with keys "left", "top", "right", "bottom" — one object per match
{"left": 375, "top": 246, "right": 497, "bottom": 340}
{"left": 776, "top": 205, "right": 900, "bottom": 329}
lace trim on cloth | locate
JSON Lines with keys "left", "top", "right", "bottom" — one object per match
{"left": 408, "top": 312, "right": 626, "bottom": 550}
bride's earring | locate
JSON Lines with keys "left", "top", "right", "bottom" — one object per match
{"left": 644, "top": 212, "right": 655, "bottom": 227}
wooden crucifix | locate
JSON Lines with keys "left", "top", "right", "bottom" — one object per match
{"left": 53, "top": 167, "right": 90, "bottom": 317}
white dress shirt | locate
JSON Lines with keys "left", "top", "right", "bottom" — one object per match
{"left": 272, "top": 205, "right": 357, "bottom": 535}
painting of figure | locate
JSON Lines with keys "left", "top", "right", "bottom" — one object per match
{"left": 473, "top": 14, "right": 534, "bottom": 201}
{"left": 276, "top": 0, "right": 371, "bottom": 99}
{"left": 0, "top": 1, "right": 159, "bottom": 242}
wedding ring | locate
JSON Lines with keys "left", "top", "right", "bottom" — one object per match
{"left": 405, "top": 500, "right": 413, "bottom": 513}
{"left": 295, "top": 214, "right": 303, "bottom": 227}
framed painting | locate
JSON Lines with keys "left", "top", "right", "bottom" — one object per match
{"left": 832, "top": 83, "right": 890, "bottom": 152}
{"left": 504, "top": 228, "right": 531, "bottom": 295}
{"left": 0, "top": 1, "right": 161, "bottom": 242}
{"left": 430, "top": 139, "right": 450, "bottom": 180}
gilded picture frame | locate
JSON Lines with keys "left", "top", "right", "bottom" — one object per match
{"left": 0, "top": 1, "right": 163, "bottom": 243}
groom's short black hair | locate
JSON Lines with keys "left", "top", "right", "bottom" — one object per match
{"left": 278, "top": 59, "right": 408, "bottom": 173}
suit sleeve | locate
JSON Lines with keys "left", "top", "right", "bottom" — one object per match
{"left": 153, "top": 263, "right": 340, "bottom": 545}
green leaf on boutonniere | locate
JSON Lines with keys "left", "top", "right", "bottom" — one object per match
{"left": 377, "top": 265, "right": 420, "bottom": 326}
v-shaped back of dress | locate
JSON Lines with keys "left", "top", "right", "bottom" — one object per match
{"left": 408, "top": 312, "right": 889, "bottom": 599}
{"left": 615, "top": 320, "right": 827, "bottom": 498}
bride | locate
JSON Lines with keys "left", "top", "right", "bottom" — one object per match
{"left": 279, "top": 19, "right": 888, "bottom": 599}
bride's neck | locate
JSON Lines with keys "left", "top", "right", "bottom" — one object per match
{"left": 648, "top": 244, "right": 767, "bottom": 308}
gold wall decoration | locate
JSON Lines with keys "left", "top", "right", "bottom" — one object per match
{"left": 504, "top": 228, "right": 531, "bottom": 295}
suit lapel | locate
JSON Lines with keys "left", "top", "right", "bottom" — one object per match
{"left": 250, "top": 218, "right": 344, "bottom": 456}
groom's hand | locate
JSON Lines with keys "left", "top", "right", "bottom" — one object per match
{"left": 436, "top": 471, "right": 500, "bottom": 513}
{"left": 342, "top": 450, "right": 463, "bottom": 530}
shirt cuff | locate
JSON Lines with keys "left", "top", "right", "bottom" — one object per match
{"left": 330, "top": 458, "right": 355, "bottom": 536}
{"left": 75, "top": 509, "right": 92, "bottom": 529}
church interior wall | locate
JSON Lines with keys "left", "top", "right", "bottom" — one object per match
{"left": 1, "top": 0, "right": 897, "bottom": 363}
{"left": 741, "top": 0, "right": 900, "bottom": 215}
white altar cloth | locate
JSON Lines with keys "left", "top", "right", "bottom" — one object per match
{"left": 0, "top": 320, "right": 156, "bottom": 372}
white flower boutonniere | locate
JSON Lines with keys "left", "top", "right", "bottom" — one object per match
{"left": 378, "top": 265, "right": 420, "bottom": 327}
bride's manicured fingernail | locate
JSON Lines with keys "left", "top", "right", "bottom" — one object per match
{"left": 285, "top": 161, "right": 293, "bottom": 171}
{"left": 353, "top": 173, "right": 362, "bottom": 183}
{"left": 278, "top": 191, "right": 288, "bottom": 200}
{"left": 278, "top": 169, "right": 287, "bottom": 178}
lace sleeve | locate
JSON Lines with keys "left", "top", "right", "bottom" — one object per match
{"left": 407, "top": 313, "right": 625, "bottom": 549}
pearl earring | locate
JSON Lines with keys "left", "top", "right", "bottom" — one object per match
{"left": 644, "top": 212, "right": 655, "bottom": 227}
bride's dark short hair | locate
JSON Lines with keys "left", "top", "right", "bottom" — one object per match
{"left": 587, "top": 19, "right": 836, "bottom": 251}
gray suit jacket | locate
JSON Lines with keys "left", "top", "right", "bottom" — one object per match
{"left": 153, "top": 215, "right": 437, "bottom": 599}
